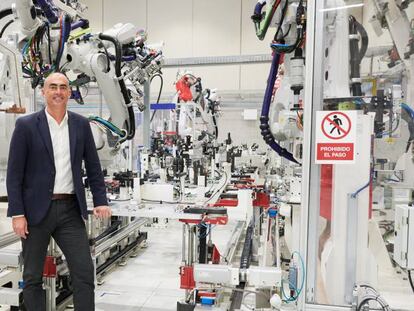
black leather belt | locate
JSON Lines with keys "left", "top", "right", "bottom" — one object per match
{"left": 51, "top": 193, "right": 76, "bottom": 200}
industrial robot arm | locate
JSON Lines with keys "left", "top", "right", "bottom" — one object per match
{"left": 64, "top": 24, "right": 163, "bottom": 145}
{"left": 252, "top": 0, "right": 306, "bottom": 164}
{"left": 4, "top": 0, "right": 163, "bottom": 147}
{"left": 175, "top": 72, "right": 220, "bottom": 141}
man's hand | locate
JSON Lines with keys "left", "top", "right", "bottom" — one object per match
{"left": 93, "top": 206, "right": 112, "bottom": 219}
{"left": 12, "top": 216, "right": 29, "bottom": 239}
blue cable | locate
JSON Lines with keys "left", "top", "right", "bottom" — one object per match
{"left": 270, "top": 43, "right": 291, "bottom": 48}
{"left": 351, "top": 181, "right": 370, "bottom": 198}
{"left": 260, "top": 52, "right": 300, "bottom": 164}
{"left": 401, "top": 103, "right": 414, "bottom": 120}
{"left": 351, "top": 170, "right": 373, "bottom": 198}
{"left": 292, "top": 251, "right": 305, "bottom": 296}
{"left": 197, "top": 223, "right": 214, "bottom": 239}
{"left": 281, "top": 251, "right": 306, "bottom": 303}
{"left": 89, "top": 116, "right": 126, "bottom": 137}
{"left": 281, "top": 279, "right": 299, "bottom": 302}
{"left": 21, "top": 40, "right": 30, "bottom": 54}
{"left": 351, "top": 173, "right": 372, "bottom": 198}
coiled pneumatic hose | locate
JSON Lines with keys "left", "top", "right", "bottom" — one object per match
{"left": 260, "top": 52, "right": 300, "bottom": 164}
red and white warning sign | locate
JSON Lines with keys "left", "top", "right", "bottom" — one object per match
{"left": 315, "top": 111, "right": 357, "bottom": 164}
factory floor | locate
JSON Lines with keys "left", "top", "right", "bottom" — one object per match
{"left": 94, "top": 220, "right": 185, "bottom": 311}
{"left": 94, "top": 218, "right": 242, "bottom": 311}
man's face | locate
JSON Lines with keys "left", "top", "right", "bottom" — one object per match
{"left": 42, "top": 74, "right": 71, "bottom": 110}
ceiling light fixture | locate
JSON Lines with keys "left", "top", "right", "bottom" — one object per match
{"left": 320, "top": 3, "right": 364, "bottom": 12}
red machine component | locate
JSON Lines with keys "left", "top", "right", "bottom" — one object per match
{"left": 180, "top": 265, "right": 195, "bottom": 289}
{"left": 253, "top": 192, "right": 270, "bottom": 208}
{"left": 320, "top": 164, "right": 333, "bottom": 220}
{"left": 211, "top": 245, "right": 221, "bottom": 264}
{"left": 180, "top": 216, "right": 228, "bottom": 226}
{"left": 43, "top": 256, "right": 57, "bottom": 278}
{"left": 198, "top": 291, "right": 216, "bottom": 298}
{"left": 209, "top": 199, "right": 238, "bottom": 207}
{"left": 176, "top": 77, "right": 193, "bottom": 102}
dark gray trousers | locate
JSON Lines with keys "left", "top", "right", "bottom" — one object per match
{"left": 22, "top": 199, "right": 94, "bottom": 311}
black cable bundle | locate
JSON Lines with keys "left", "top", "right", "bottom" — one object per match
{"left": 349, "top": 15, "right": 369, "bottom": 96}
{"left": 0, "top": 20, "right": 14, "bottom": 38}
{"left": 409, "top": 270, "right": 414, "bottom": 294}
{"left": 0, "top": 8, "right": 13, "bottom": 21}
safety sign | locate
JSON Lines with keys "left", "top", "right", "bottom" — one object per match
{"left": 315, "top": 111, "right": 357, "bottom": 164}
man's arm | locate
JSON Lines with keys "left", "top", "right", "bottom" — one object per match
{"left": 83, "top": 119, "right": 108, "bottom": 207}
{"left": 7, "top": 118, "right": 28, "bottom": 217}
{"left": 7, "top": 118, "right": 29, "bottom": 238}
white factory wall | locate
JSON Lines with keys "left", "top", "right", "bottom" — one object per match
{"left": 216, "top": 107, "right": 263, "bottom": 147}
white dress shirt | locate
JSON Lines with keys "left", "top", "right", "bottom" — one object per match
{"left": 45, "top": 109, "right": 74, "bottom": 194}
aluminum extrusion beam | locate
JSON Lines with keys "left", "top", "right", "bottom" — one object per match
{"left": 95, "top": 218, "right": 147, "bottom": 256}
{"left": 0, "top": 249, "right": 20, "bottom": 266}
{"left": 96, "top": 233, "right": 147, "bottom": 275}
{"left": 164, "top": 54, "right": 272, "bottom": 68}
{"left": 0, "top": 232, "right": 20, "bottom": 249}
{"left": 143, "top": 81, "right": 151, "bottom": 148}
{"left": 221, "top": 221, "right": 246, "bottom": 264}
{"left": 229, "top": 220, "right": 254, "bottom": 311}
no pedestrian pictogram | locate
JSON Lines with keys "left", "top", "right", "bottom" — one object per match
{"left": 321, "top": 112, "right": 352, "bottom": 140}
{"left": 315, "top": 111, "right": 357, "bottom": 164}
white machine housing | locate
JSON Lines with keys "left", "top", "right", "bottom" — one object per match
{"left": 394, "top": 204, "right": 414, "bottom": 269}
{"left": 194, "top": 264, "right": 239, "bottom": 286}
{"left": 194, "top": 264, "right": 282, "bottom": 288}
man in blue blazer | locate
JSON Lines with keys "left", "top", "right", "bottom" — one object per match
{"left": 7, "top": 72, "right": 111, "bottom": 310}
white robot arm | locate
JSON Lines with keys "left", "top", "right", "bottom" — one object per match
{"left": 5, "top": 0, "right": 163, "bottom": 147}
{"left": 174, "top": 71, "right": 220, "bottom": 141}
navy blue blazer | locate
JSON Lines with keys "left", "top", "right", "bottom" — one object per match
{"left": 6, "top": 109, "right": 108, "bottom": 225}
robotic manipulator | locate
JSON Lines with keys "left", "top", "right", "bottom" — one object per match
{"left": 1, "top": 0, "right": 163, "bottom": 148}
{"left": 252, "top": 0, "right": 306, "bottom": 165}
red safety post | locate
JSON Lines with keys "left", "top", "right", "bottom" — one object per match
{"left": 43, "top": 256, "right": 57, "bottom": 278}
{"left": 180, "top": 266, "right": 195, "bottom": 289}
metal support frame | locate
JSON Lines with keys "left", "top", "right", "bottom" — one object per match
{"left": 45, "top": 241, "right": 57, "bottom": 311}
{"left": 299, "top": 1, "right": 379, "bottom": 310}
{"left": 94, "top": 218, "right": 148, "bottom": 256}
{"left": 163, "top": 54, "right": 272, "bottom": 68}
{"left": 229, "top": 220, "right": 254, "bottom": 311}
{"left": 0, "top": 232, "right": 20, "bottom": 248}
{"left": 344, "top": 194, "right": 358, "bottom": 304}
{"left": 298, "top": 0, "right": 324, "bottom": 308}
{"left": 143, "top": 81, "right": 151, "bottom": 148}
{"left": 221, "top": 220, "right": 246, "bottom": 264}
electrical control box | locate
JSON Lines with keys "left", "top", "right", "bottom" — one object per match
{"left": 394, "top": 204, "right": 414, "bottom": 269}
